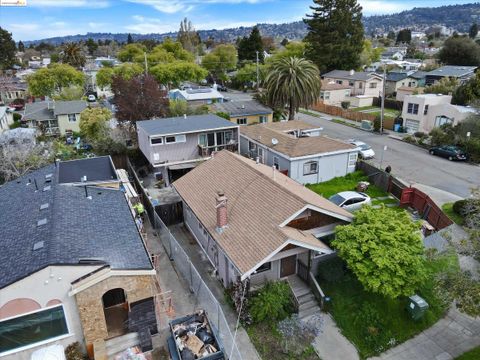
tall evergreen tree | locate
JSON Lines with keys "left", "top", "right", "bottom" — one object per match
{"left": 177, "top": 18, "right": 200, "bottom": 54}
{"left": 396, "top": 29, "right": 412, "bottom": 44}
{"left": 469, "top": 23, "right": 478, "bottom": 39}
{"left": 238, "top": 26, "right": 264, "bottom": 62}
{"left": 0, "top": 27, "right": 16, "bottom": 70}
{"left": 18, "top": 40, "right": 25, "bottom": 52}
{"left": 127, "top": 33, "right": 133, "bottom": 44}
{"left": 304, "top": 0, "right": 364, "bottom": 73}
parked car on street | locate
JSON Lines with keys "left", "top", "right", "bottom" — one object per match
{"left": 349, "top": 140, "right": 375, "bottom": 159}
{"left": 329, "top": 191, "right": 372, "bottom": 211}
{"left": 429, "top": 145, "right": 467, "bottom": 161}
{"left": 87, "top": 94, "right": 96, "bottom": 102}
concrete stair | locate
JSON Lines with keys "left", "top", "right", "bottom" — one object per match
{"left": 106, "top": 332, "right": 140, "bottom": 359}
{"left": 288, "top": 276, "right": 321, "bottom": 320}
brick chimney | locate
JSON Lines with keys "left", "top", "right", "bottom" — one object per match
{"left": 215, "top": 190, "right": 228, "bottom": 233}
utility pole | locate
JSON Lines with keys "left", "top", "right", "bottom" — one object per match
{"left": 380, "top": 64, "right": 386, "bottom": 134}
{"left": 256, "top": 51, "right": 259, "bottom": 90}
{"left": 144, "top": 52, "right": 148, "bottom": 74}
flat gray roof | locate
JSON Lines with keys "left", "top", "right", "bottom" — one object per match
{"left": 214, "top": 100, "right": 273, "bottom": 117}
{"left": 137, "top": 114, "right": 238, "bottom": 136}
{"left": 427, "top": 66, "right": 477, "bottom": 77}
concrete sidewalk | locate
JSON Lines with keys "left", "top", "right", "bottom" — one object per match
{"left": 369, "top": 307, "right": 480, "bottom": 360}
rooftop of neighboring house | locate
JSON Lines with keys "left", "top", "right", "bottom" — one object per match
{"left": 321, "top": 79, "right": 351, "bottom": 91}
{"left": 52, "top": 100, "right": 88, "bottom": 116}
{"left": 137, "top": 114, "right": 238, "bottom": 137}
{"left": 240, "top": 120, "right": 356, "bottom": 158}
{"left": 0, "top": 76, "right": 28, "bottom": 91}
{"left": 23, "top": 101, "right": 55, "bottom": 121}
{"left": 381, "top": 50, "right": 403, "bottom": 57}
{"left": 385, "top": 72, "right": 412, "bottom": 82}
{"left": 410, "top": 71, "right": 428, "bottom": 80}
{"left": 322, "top": 70, "right": 382, "bottom": 82}
{"left": 173, "top": 150, "right": 352, "bottom": 278}
{"left": 397, "top": 86, "right": 424, "bottom": 93}
{"left": 170, "top": 87, "right": 224, "bottom": 101}
{"left": 427, "top": 65, "right": 477, "bottom": 78}
{"left": 213, "top": 100, "right": 272, "bottom": 117}
{"left": 23, "top": 100, "right": 88, "bottom": 121}
{"left": 0, "top": 157, "right": 152, "bottom": 289}
{"left": 58, "top": 156, "right": 118, "bottom": 185}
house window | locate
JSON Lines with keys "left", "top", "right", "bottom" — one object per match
{"left": 407, "top": 103, "right": 419, "bottom": 115}
{"left": 259, "top": 115, "right": 267, "bottom": 123}
{"left": 68, "top": 114, "right": 76, "bottom": 122}
{"left": 348, "top": 153, "right": 357, "bottom": 167}
{"left": 151, "top": 137, "right": 163, "bottom": 145}
{"left": 336, "top": 80, "right": 343, "bottom": 85}
{"left": 369, "top": 82, "right": 377, "bottom": 89}
{"left": 348, "top": 81, "right": 354, "bottom": 86}
{"left": 165, "top": 135, "right": 186, "bottom": 144}
{"left": 303, "top": 161, "right": 318, "bottom": 175}
{"left": 424, "top": 105, "right": 429, "bottom": 115}
{"left": 434, "top": 116, "right": 453, "bottom": 127}
{"left": 359, "top": 82, "right": 363, "bottom": 89}
{"left": 273, "top": 156, "right": 279, "bottom": 169}
{"left": 198, "top": 134, "right": 207, "bottom": 147}
{"left": 237, "top": 118, "right": 247, "bottom": 125}
{"left": 0, "top": 305, "right": 69, "bottom": 355}
{"left": 345, "top": 90, "right": 351, "bottom": 97}
{"left": 255, "top": 262, "right": 271, "bottom": 274}
{"left": 323, "top": 91, "right": 330, "bottom": 100}
{"left": 225, "top": 130, "right": 234, "bottom": 143}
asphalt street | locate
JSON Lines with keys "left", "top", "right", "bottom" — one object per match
{"left": 297, "top": 112, "right": 480, "bottom": 199}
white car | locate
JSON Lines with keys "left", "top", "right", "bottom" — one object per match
{"left": 87, "top": 94, "right": 96, "bottom": 102}
{"left": 349, "top": 140, "right": 375, "bottom": 159}
{"left": 329, "top": 191, "right": 372, "bottom": 211}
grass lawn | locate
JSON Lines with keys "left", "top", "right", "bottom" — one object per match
{"left": 350, "top": 105, "right": 377, "bottom": 112}
{"left": 247, "top": 323, "right": 319, "bottom": 360}
{"left": 442, "top": 202, "right": 465, "bottom": 225}
{"left": 306, "top": 171, "right": 388, "bottom": 199}
{"left": 321, "top": 251, "right": 460, "bottom": 359}
{"left": 455, "top": 346, "right": 480, "bottom": 359}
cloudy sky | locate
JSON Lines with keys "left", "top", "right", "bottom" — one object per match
{"left": 0, "top": 0, "right": 474, "bottom": 41}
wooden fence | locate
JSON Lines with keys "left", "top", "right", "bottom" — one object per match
{"left": 310, "top": 102, "right": 396, "bottom": 130}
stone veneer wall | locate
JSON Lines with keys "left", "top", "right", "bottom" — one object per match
{"left": 74, "top": 275, "right": 155, "bottom": 346}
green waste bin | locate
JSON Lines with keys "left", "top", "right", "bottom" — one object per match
{"left": 407, "top": 294, "right": 429, "bottom": 320}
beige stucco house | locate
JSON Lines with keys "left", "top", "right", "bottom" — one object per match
{"left": 401, "top": 94, "right": 476, "bottom": 133}
{"left": 319, "top": 80, "right": 351, "bottom": 106}
{"left": 322, "top": 70, "right": 384, "bottom": 97}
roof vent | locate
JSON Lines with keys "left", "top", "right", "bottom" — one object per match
{"left": 33, "top": 241, "right": 44, "bottom": 250}
{"left": 81, "top": 175, "right": 87, "bottom": 182}
{"left": 37, "top": 218, "right": 48, "bottom": 226}
{"left": 40, "top": 203, "right": 49, "bottom": 210}
{"left": 43, "top": 185, "right": 51, "bottom": 191}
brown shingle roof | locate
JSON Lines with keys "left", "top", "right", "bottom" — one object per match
{"left": 240, "top": 120, "right": 356, "bottom": 158}
{"left": 321, "top": 80, "right": 351, "bottom": 90}
{"left": 173, "top": 150, "right": 352, "bottom": 277}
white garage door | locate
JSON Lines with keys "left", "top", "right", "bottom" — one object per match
{"left": 405, "top": 119, "right": 420, "bottom": 134}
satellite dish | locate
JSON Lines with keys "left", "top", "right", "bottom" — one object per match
{"left": 271, "top": 138, "right": 278, "bottom": 145}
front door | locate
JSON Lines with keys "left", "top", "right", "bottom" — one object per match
{"left": 280, "top": 255, "right": 297, "bottom": 278}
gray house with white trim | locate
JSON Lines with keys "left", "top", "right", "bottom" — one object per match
{"left": 240, "top": 121, "right": 358, "bottom": 184}
{"left": 137, "top": 114, "right": 239, "bottom": 185}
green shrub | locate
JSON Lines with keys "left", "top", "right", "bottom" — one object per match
{"left": 453, "top": 199, "right": 468, "bottom": 215}
{"left": 317, "top": 256, "right": 345, "bottom": 283}
{"left": 341, "top": 101, "right": 350, "bottom": 110}
{"left": 373, "top": 116, "right": 381, "bottom": 132}
{"left": 414, "top": 131, "right": 426, "bottom": 138}
{"left": 249, "top": 281, "right": 294, "bottom": 324}
{"left": 13, "top": 112, "right": 22, "bottom": 121}
{"left": 65, "top": 342, "right": 86, "bottom": 360}
{"left": 215, "top": 111, "right": 230, "bottom": 120}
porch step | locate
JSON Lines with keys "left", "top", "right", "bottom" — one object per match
{"left": 299, "top": 305, "right": 321, "bottom": 320}
{"left": 297, "top": 293, "right": 316, "bottom": 305}
{"left": 106, "top": 332, "right": 140, "bottom": 359}
{"left": 288, "top": 276, "right": 322, "bottom": 320}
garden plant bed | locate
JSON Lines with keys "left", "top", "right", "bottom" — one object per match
{"left": 442, "top": 202, "right": 465, "bottom": 225}
{"left": 455, "top": 346, "right": 480, "bottom": 360}
{"left": 319, "top": 251, "right": 460, "bottom": 359}
{"left": 247, "top": 323, "right": 319, "bottom": 360}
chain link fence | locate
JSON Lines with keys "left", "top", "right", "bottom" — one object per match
{"left": 127, "top": 160, "right": 243, "bottom": 360}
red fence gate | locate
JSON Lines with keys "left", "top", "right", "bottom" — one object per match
{"left": 400, "top": 187, "right": 453, "bottom": 230}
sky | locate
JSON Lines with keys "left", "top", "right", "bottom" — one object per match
{"left": 0, "top": 0, "right": 476, "bottom": 41}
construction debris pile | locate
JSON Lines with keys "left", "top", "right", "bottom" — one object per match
{"left": 171, "top": 310, "right": 222, "bottom": 360}
{"left": 113, "top": 346, "right": 146, "bottom": 360}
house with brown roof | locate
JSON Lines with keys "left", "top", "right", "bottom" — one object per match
{"left": 173, "top": 150, "right": 353, "bottom": 288}
{"left": 320, "top": 80, "right": 351, "bottom": 106}
{"left": 239, "top": 120, "right": 358, "bottom": 184}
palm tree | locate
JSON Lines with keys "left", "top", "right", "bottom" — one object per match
{"left": 61, "top": 42, "right": 86, "bottom": 68}
{"left": 265, "top": 57, "right": 321, "bottom": 120}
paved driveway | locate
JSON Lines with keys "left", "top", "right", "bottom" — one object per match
{"left": 297, "top": 112, "right": 480, "bottom": 199}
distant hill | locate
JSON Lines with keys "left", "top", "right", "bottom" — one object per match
{"left": 363, "top": 3, "right": 480, "bottom": 34}
{"left": 22, "top": 3, "right": 480, "bottom": 45}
